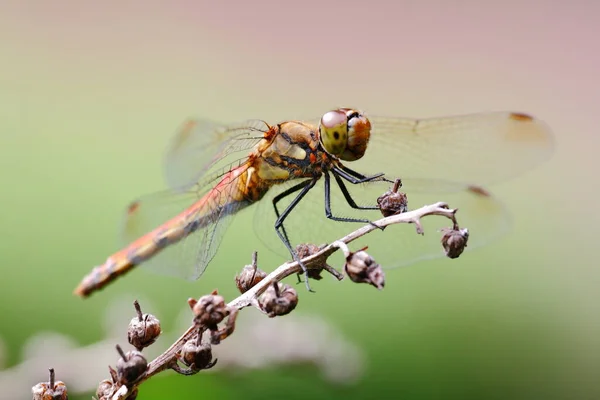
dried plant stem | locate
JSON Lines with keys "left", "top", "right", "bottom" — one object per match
{"left": 104, "top": 202, "right": 458, "bottom": 400}
{"left": 130, "top": 201, "right": 455, "bottom": 391}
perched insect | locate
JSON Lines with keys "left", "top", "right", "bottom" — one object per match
{"left": 75, "top": 108, "right": 553, "bottom": 297}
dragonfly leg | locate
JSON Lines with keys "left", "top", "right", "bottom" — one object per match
{"left": 332, "top": 173, "right": 379, "bottom": 211}
{"left": 274, "top": 177, "right": 319, "bottom": 292}
{"left": 272, "top": 179, "right": 313, "bottom": 245}
{"left": 324, "top": 171, "right": 384, "bottom": 231}
{"left": 334, "top": 165, "right": 393, "bottom": 184}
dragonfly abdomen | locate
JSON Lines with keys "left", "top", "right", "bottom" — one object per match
{"left": 126, "top": 201, "right": 248, "bottom": 265}
{"left": 74, "top": 185, "right": 254, "bottom": 297}
{"left": 75, "top": 164, "right": 268, "bottom": 297}
{"left": 74, "top": 212, "right": 192, "bottom": 297}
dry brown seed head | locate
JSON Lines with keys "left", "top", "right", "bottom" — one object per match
{"left": 295, "top": 243, "right": 322, "bottom": 258}
{"left": 31, "top": 368, "right": 68, "bottom": 400}
{"left": 344, "top": 248, "right": 386, "bottom": 290}
{"left": 259, "top": 282, "right": 299, "bottom": 317}
{"left": 115, "top": 345, "right": 147, "bottom": 385}
{"left": 235, "top": 252, "right": 267, "bottom": 293}
{"left": 441, "top": 227, "right": 469, "bottom": 259}
{"left": 189, "top": 293, "right": 228, "bottom": 327}
{"left": 180, "top": 338, "right": 217, "bottom": 371}
{"left": 344, "top": 249, "right": 374, "bottom": 274}
{"left": 95, "top": 379, "right": 113, "bottom": 400}
{"left": 377, "top": 179, "right": 408, "bottom": 217}
{"left": 127, "top": 300, "right": 161, "bottom": 351}
{"left": 295, "top": 243, "right": 329, "bottom": 280}
{"left": 127, "top": 388, "right": 139, "bottom": 400}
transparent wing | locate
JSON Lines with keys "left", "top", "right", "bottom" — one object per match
{"left": 165, "top": 118, "right": 270, "bottom": 190}
{"left": 120, "top": 172, "right": 248, "bottom": 281}
{"left": 295, "top": 111, "right": 553, "bottom": 184}
{"left": 126, "top": 110, "right": 553, "bottom": 279}
{"left": 253, "top": 177, "right": 510, "bottom": 271}
{"left": 251, "top": 110, "right": 552, "bottom": 270}
{"left": 359, "top": 111, "right": 554, "bottom": 184}
{"left": 119, "top": 116, "right": 271, "bottom": 280}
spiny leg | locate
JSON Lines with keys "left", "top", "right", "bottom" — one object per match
{"left": 272, "top": 180, "right": 313, "bottom": 245}
{"left": 272, "top": 180, "right": 314, "bottom": 285}
{"left": 332, "top": 173, "right": 379, "bottom": 211}
{"left": 274, "top": 177, "right": 319, "bottom": 292}
{"left": 324, "top": 171, "right": 376, "bottom": 225}
{"left": 332, "top": 165, "right": 390, "bottom": 184}
{"left": 330, "top": 167, "right": 390, "bottom": 229}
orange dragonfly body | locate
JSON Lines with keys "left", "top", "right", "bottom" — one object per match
{"left": 75, "top": 108, "right": 553, "bottom": 297}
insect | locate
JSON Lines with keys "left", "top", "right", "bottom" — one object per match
{"left": 74, "top": 108, "right": 553, "bottom": 297}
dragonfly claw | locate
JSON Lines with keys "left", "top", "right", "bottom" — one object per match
{"left": 369, "top": 221, "right": 386, "bottom": 231}
{"left": 295, "top": 258, "right": 315, "bottom": 293}
{"left": 304, "top": 272, "right": 315, "bottom": 293}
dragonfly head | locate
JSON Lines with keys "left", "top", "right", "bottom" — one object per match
{"left": 318, "top": 108, "right": 371, "bottom": 161}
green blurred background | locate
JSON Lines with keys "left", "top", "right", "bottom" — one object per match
{"left": 1, "top": 1, "right": 598, "bottom": 399}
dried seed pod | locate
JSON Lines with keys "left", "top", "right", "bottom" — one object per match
{"left": 295, "top": 243, "right": 328, "bottom": 280}
{"left": 295, "top": 243, "right": 322, "bottom": 258}
{"left": 377, "top": 178, "right": 408, "bottom": 216}
{"left": 188, "top": 291, "right": 228, "bottom": 328}
{"left": 115, "top": 345, "right": 147, "bottom": 385}
{"left": 108, "top": 365, "right": 118, "bottom": 384}
{"left": 259, "top": 282, "right": 299, "bottom": 317}
{"left": 32, "top": 368, "right": 68, "bottom": 400}
{"left": 128, "top": 300, "right": 161, "bottom": 351}
{"left": 344, "top": 247, "right": 385, "bottom": 290}
{"left": 441, "top": 227, "right": 469, "bottom": 259}
{"left": 95, "top": 379, "right": 113, "bottom": 400}
{"left": 127, "top": 388, "right": 139, "bottom": 400}
{"left": 180, "top": 338, "right": 217, "bottom": 371}
{"left": 235, "top": 252, "right": 267, "bottom": 293}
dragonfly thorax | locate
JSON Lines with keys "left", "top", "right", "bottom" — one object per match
{"left": 318, "top": 108, "right": 371, "bottom": 162}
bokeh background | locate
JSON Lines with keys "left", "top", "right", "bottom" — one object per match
{"left": 1, "top": 0, "right": 598, "bottom": 399}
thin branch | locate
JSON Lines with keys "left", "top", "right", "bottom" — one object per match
{"left": 82, "top": 201, "right": 458, "bottom": 400}
{"left": 144, "top": 201, "right": 455, "bottom": 380}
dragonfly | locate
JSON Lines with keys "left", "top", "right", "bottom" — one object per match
{"left": 74, "top": 108, "right": 553, "bottom": 297}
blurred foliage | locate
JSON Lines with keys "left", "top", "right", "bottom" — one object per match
{"left": 1, "top": 1, "right": 598, "bottom": 400}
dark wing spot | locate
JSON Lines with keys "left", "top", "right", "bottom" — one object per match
{"left": 411, "top": 120, "right": 420, "bottom": 134}
{"left": 467, "top": 185, "right": 491, "bottom": 197}
{"left": 172, "top": 120, "right": 196, "bottom": 151}
{"left": 509, "top": 112, "right": 534, "bottom": 122}
{"left": 127, "top": 201, "right": 140, "bottom": 215}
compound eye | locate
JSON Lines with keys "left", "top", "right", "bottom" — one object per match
{"left": 341, "top": 111, "right": 371, "bottom": 161}
{"left": 319, "top": 110, "right": 348, "bottom": 156}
